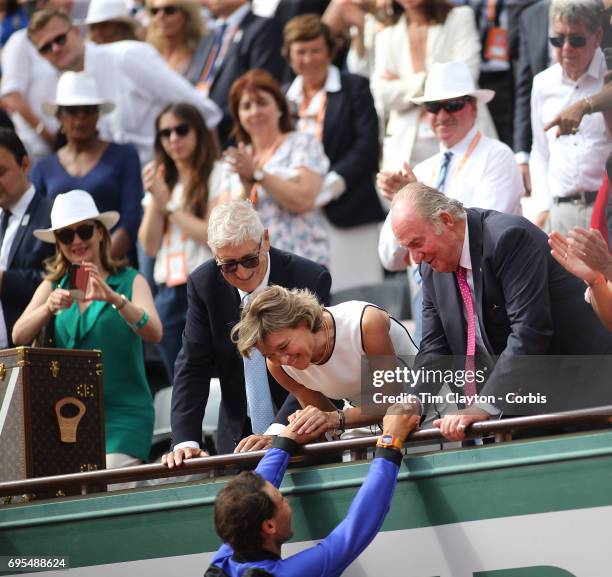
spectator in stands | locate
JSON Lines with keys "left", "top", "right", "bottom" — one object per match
{"left": 283, "top": 14, "right": 384, "bottom": 292}
{"left": 138, "top": 102, "right": 224, "bottom": 381}
{"left": 162, "top": 200, "right": 330, "bottom": 464}
{"left": 30, "top": 72, "right": 143, "bottom": 263}
{"left": 1, "top": 3, "right": 60, "bottom": 162}
{"left": 372, "top": 0, "right": 497, "bottom": 172}
{"left": 197, "top": 0, "right": 285, "bottom": 147}
{"left": 0, "top": 128, "right": 53, "bottom": 349}
{"left": 530, "top": 0, "right": 611, "bottom": 234}
{"left": 145, "top": 0, "right": 206, "bottom": 83}
{"left": 206, "top": 404, "right": 420, "bottom": 577}
{"left": 377, "top": 61, "right": 524, "bottom": 344}
{"left": 0, "top": 0, "right": 28, "bottom": 50}
{"left": 13, "top": 190, "right": 162, "bottom": 471}
{"left": 223, "top": 69, "right": 330, "bottom": 268}
{"left": 27, "top": 7, "right": 222, "bottom": 165}
{"left": 231, "top": 285, "right": 417, "bottom": 451}
{"left": 83, "top": 0, "right": 139, "bottom": 44}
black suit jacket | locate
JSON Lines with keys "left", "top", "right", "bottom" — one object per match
{"left": 171, "top": 247, "right": 331, "bottom": 454}
{"left": 202, "top": 11, "right": 285, "bottom": 147}
{"left": 320, "top": 72, "right": 385, "bottom": 228}
{"left": 514, "top": 0, "right": 550, "bottom": 155}
{"left": 1, "top": 191, "right": 54, "bottom": 347}
{"left": 417, "top": 209, "right": 612, "bottom": 408}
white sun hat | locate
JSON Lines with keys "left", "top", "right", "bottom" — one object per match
{"left": 411, "top": 61, "right": 495, "bottom": 104}
{"left": 82, "top": 0, "right": 137, "bottom": 26}
{"left": 34, "top": 190, "right": 120, "bottom": 243}
{"left": 42, "top": 71, "right": 115, "bottom": 116}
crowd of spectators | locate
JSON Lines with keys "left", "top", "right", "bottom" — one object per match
{"left": 0, "top": 0, "right": 610, "bottom": 475}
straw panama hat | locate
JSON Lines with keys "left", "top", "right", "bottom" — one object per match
{"left": 411, "top": 61, "right": 495, "bottom": 104}
{"left": 82, "top": 0, "right": 137, "bottom": 27}
{"left": 34, "top": 190, "right": 120, "bottom": 243}
{"left": 43, "top": 72, "right": 115, "bottom": 116}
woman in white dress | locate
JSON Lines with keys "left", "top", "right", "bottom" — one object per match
{"left": 231, "top": 285, "right": 418, "bottom": 451}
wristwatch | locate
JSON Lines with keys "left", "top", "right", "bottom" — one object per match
{"left": 252, "top": 168, "right": 264, "bottom": 183}
{"left": 376, "top": 434, "right": 404, "bottom": 451}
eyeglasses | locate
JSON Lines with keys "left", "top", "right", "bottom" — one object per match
{"left": 424, "top": 97, "right": 471, "bottom": 115}
{"left": 216, "top": 239, "right": 263, "bottom": 274}
{"left": 149, "top": 5, "right": 179, "bottom": 16}
{"left": 549, "top": 34, "right": 588, "bottom": 48}
{"left": 38, "top": 30, "right": 70, "bottom": 55}
{"left": 55, "top": 223, "right": 96, "bottom": 245}
{"left": 59, "top": 105, "right": 99, "bottom": 116}
{"left": 158, "top": 123, "right": 191, "bottom": 140}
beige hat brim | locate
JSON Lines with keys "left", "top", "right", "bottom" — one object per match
{"left": 33, "top": 211, "right": 120, "bottom": 243}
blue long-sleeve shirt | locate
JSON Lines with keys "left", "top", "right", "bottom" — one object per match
{"left": 208, "top": 437, "right": 402, "bottom": 577}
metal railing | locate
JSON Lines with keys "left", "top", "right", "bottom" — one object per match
{"left": 1, "top": 405, "right": 611, "bottom": 499}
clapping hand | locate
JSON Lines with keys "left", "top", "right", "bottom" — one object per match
{"left": 377, "top": 162, "right": 417, "bottom": 201}
{"left": 142, "top": 161, "right": 171, "bottom": 211}
{"left": 224, "top": 143, "right": 256, "bottom": 187}
{"left": 82, "top": 261, "right": 116, "bottom": 303}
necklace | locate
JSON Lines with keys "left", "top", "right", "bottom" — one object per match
{"left": 314, "top": 315, "right": 331, "bottom": 365}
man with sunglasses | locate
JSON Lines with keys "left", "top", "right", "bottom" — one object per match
{"left": 529, "top": 0, "right": 611, "bottom": 235}
{"left": 0, "top": 128, "right": 53, "bottom": 349}
{"left": 377, "top": 61, "right": 523, "bottom": 344}
{"left": 163, "top": 200, "right": 331, "bottom": 464}
{"left": 26, "top": 8, "right": 222, "bottom": 165}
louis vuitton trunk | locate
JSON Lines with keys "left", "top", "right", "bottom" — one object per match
{"left": 0, "top": 347, "right": 105, "bottom": 491}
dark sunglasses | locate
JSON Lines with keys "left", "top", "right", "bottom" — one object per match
{"left": 149, "top": 5, "right": 179, "bottom": 16}
{"left": 424, "top": 97, "right": 471, "bottom": 115}
{"left": 216, "top": 239, "right": 262, "bottom": 274}
{"left": 60, "top": 105, "right": 99, "bottom": 116}
{"left": 158, "top": 123, "right": 191, "bottom": 140}
{"left": 549, "top": 34, "right": 587, "bottom": 48}
{"left": 55, "top": 223, "right": 96, "bottom": 245}
{"left": 38, "top": 30, "right": 69, "bottom": 55}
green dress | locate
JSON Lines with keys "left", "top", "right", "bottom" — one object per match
{"left": 54, "top": 267, "right": 154, "bottom": 461}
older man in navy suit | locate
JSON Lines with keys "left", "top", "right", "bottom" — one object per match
{"left": 163, "top": 200, "right": 331, "bottom": 465}
{"left": 0, "top": 129, "right": 53, "bottom": 348}
{"left": 391, "top": 182, "right": 612, "bottom": 441}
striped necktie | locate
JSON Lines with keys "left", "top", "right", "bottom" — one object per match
{"left": 435, "top": 151, "right": 453, "bottom": 192}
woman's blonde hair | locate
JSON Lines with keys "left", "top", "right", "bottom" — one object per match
{"left": 231, "top": 286, "right": 324, "bottom": 358}
{"left": 145, "top": 0, "right": 204, "bottom": 54}
{"left": 44, "top": 221, "right": 127, "bottom": 282}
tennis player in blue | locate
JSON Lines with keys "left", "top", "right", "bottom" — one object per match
{"left": 206, "top": 404, "right": 419, "bottom": 577}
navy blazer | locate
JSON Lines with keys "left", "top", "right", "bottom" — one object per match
{"left": 417, "top": 209, "right": 612, "bottom": 408}
{"left": 514, "top": 0, "right": 549, "bottom": 155}
{"left": 201, "top": 11, "right": 285, "bottom": 147}
{"left": 320, "top": 72, "right": 384, "bottom": 228}
{"left": 171, "top": 247, "right": 331, "bottom": 454}
{"left": 1, "top": 191, "right": 54, "bottom": 347}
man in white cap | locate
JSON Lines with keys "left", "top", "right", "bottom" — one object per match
{"left": 26, "top": 7, "right": 222, "bottom": 165}
{"left": 377, "top": 61, "right": 524, "bottom": 344}
{"left": 82, "top": 0, "right": 139, "bottom": 44}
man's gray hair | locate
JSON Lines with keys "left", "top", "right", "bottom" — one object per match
{"left": 550, "top": 0, "right": 604, "bottom": 33}
{"left": 393, "top": 182, "right": 466, "bottom": 231}
{"left": 207, "top": 200, "right": 264, "bottom": 254}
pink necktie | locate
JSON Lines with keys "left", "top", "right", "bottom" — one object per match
{"left": 455, "top": 266, "right": 477, "bottom": 401}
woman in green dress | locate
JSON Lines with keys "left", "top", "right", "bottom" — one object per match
{"left": 13, "top": 189, "right": 162, "bottom": 470}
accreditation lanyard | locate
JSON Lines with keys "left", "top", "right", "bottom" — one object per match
{"left": 164, "top": 214, "right": 188, "bottom": 287}
{"left": 198, "top": 22, "right": 240, "bottom": 92}
{"left": 248, "top": 135, "right": 285, "bottom": 209}
{"left": 430, "top": 131, "right": 481, "bottom": 194}
{"left": 297, "top": 90, "right": 327, "bottom": 142}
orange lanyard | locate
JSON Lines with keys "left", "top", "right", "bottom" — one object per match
{"left": 249, "top": 135, "right": 285, "bottom": 208}
{"left": 430, "top": 131, "right": 481, "bottom": 192}
{"left": 298, "top": 90, "right": 327, "bottom": 142}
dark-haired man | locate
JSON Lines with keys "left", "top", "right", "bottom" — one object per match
{"left": 206, "top": 404, "right": 419, "bottom": 577}
{"left": 0, "top": 129, "right": 53, "bottom": 348}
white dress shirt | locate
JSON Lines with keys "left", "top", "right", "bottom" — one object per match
{"left": 84, "top": 41, "right": 222, "bottom": 165}
{"left": 529, "top": 49, "right": 612, "bottom": 213}
{"left": 0, "top": 185, "right": 35, "bottom": 348}
{"left": 379, "top": 126, "right": 524, "bottom": 270}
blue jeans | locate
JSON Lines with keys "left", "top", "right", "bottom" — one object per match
{"left": 154, "top": 283, "right": 188, "bottom": 382}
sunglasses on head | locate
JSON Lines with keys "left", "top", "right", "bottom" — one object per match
{"left": 549, "top": 34, "right": 588, "bottom": 48}
{"left": 424, "top": 97, "right": 471, "bottom": 115}
{"left": 60, "top": 105, "right": 99, "bottom": 116}
{"left": 55, "top": 223, "right": 96, "bottom": 245}
{"left": 216, "top": 239, "right": 262, "bottom": 274}
{"left": 38, "top": 30, "right": 69, "bottom": 56}
{"left": 149, "top": 5, "right": 179, "bottom": 16}
{"left": 158, "top": 123, "right": 191, "bottom": 140}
